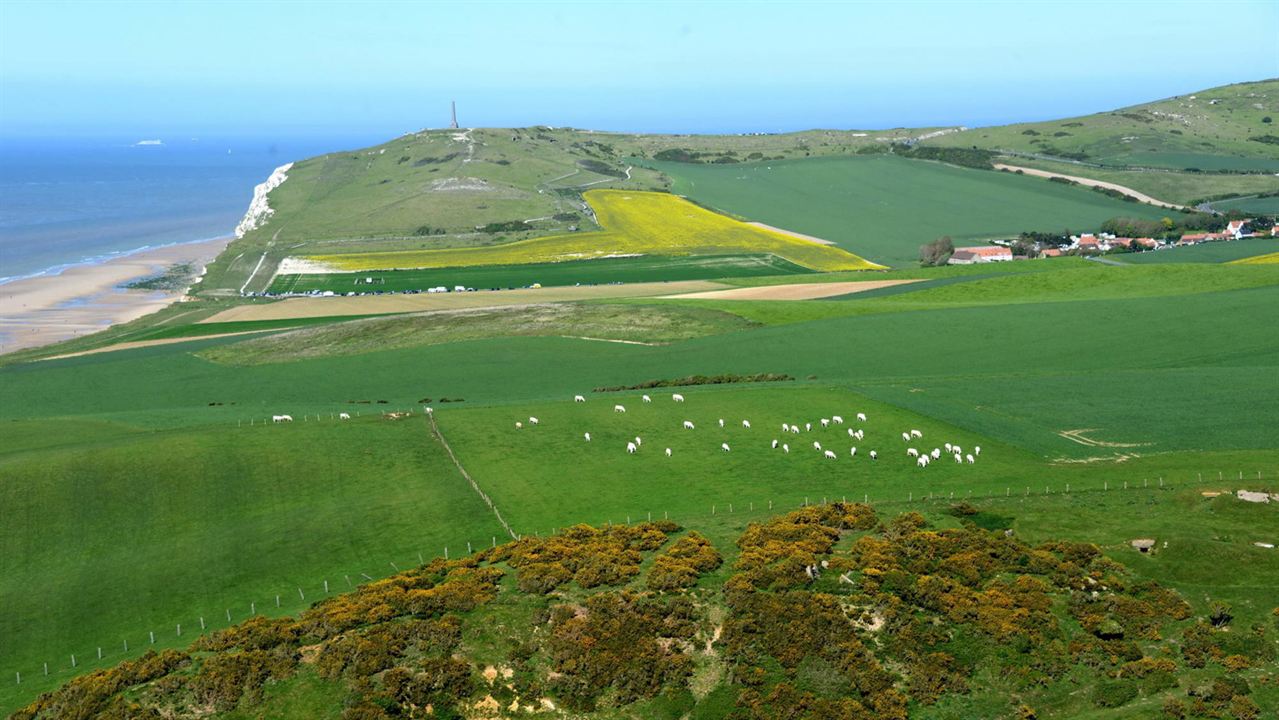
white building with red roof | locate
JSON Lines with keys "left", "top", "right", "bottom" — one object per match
{"left": 948, "top": 246, "right": 1013, "bottom": 264}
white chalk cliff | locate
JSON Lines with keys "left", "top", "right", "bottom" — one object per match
{"left": 234, "top": 162, "right": 293, "bottom": 238}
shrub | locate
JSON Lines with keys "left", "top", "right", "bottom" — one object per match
{"left": 1091, "top": 679, "right": 1138, "bottom": 708}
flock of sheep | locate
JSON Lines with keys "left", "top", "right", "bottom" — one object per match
{"left": 512, "top": 391, "right": 985, "bottom": 470}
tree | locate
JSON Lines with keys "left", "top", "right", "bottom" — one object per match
{"left": 920, "top": 236, "right": 954, "bottom": 266}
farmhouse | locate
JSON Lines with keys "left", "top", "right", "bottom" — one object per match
{"left": 1224, "top": 219, "right": 1252, "bottom": 239}
{"left": 1075, "top": 234, "right": 1102, "bottom": 252}
{"left": 1041, "top": 248, "right": 1063, "bottom": 257}
{"left": 948, "top": 246, "right": 1012, "bottom": 264}
{"left": 1177, "top": 232, "right": 1229, "bottom": 245}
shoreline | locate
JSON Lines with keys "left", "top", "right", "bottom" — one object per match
{"left": 0, "top": 236, "right": 233, "bottom": 355}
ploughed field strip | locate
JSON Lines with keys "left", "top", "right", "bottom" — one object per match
{"left": 200, "top": 279, "right": 730, "bottom": 323}
{"left": 662, "top": 279, "right": 922, "bottom": 300}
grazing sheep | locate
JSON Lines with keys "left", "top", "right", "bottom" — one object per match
{"left": 906, "top": 448, "right": 919, "bottom": 457}
{"left": 910, "top": 429, "right": 922, "bottom": 439}
{"left": 584, "top": 432, "right": 591, "bottom": 442}
{"left": 782, "top": 423, "right": 791, "bottom": 432}
{"left": 917, "top": 456, "right": 928, "bottom": 468}
{"left": 672, "top": 393, "right": 685, "bottom": 402}
{"left": 944, "top": 443, "right": 953, "bottom": 453}
{"left": 854, "top": 429, "right": 864, "bottom": 440}
{"left": 272, "top": 415, "right": 293, "bottom": 423}
{"left": 813, "top": 441, "right": 822, "bottom": 451}
{"left": 614, "top": 404, "right": 626, "bottom": 413}
{"left": 683, "top": 420, "right": 695, "bottom": 430}
{"left": 719, "top": 418, "right": 725, "bottom": 428}
{"left": 931, "top": 448, "right": 941, "bottom": 459}
{"left": 820, "top": 418, "right": 830, "bottom": 428}
{"left": 850, "top": 447, "right": 857, "bottom": 457}
{"left": 847, "top": 428, "right": 855, "bottom": 438}
{"left": 515, "top": 421, "right": 523, "bottom": 429}
{"left": 824, "top": 450, "right": 837, "bottom": 460}
{"left": 771, "top": 439, "right": 779, "bottom": 449}
{"left": 953, "top": 446, "right": 963, "bottom": 455}
{"left": 721, "top": 443, "right": 731, "bottom": 452}
{"left": 901, "top": 432, "right": 911, "bottom": 442}
{"left": 742, "top": 419, "right": 751, "bottom": 429}
{"left": 627, "top": 442, "right": 637, "bottom": 454}
{"left": 791, "top": 425, "right": 800, "bottom": 434}
{"left": 832, "top": 415, "right": 844, "bottom": 424}
{"left": 856, "top": 413, "right": 867, "bottom": 422}
{"left": 529, "top": 417, "right": 539, "bottom": 425}
{"left": 665, "top": 447, "right": 672, "bottom": 457}
{"left": 975, "top": 446, "right": 982, "bottom": 456}
{"left": 338, "top": 412, "right": 350, "bottom": 420}
{"left": 642, "top": 394, "right": 652, "bottom": 403}
{"left": 954, "top": 453, "right": 963, "bottom": 463}
{"left": 635, "top": 436, "right": 642, "bottom": 447}
{"left": 574, "top": 395, "right": 586, "bottom": 403}
{"left": 966, "top": 454, "right": 975, "bottom": 464}
{"left": 869, "top": 450, "right": 877, "bottom": 460}
{"left": 805, "top": 422, "right": 812, "bottom": 432}
{"left": 783, "top": 444, "right": 790, "bottom": 453}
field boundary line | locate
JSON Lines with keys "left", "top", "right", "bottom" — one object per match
{"left": 426, "top": 412, "right": 519, "bottom": 540}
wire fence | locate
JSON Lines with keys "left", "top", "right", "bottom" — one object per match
{"left": 6, "top": 466, "right": 1276, "bottom": 694}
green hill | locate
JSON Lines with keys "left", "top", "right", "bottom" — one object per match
{"left": 925, "top": 78, "right": 1279, "bottom": 171}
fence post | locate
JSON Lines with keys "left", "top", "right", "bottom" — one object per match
{"left": 97, "top": 647, "right": 102, "bottom": 659}
{"left": 176, "top": 624, "right": 181, "bottom": 636}
{"left": 297, "top": 587, "right": 304, "bottom": 600}
{"left": 324, "top": 580, "right": 329, "bottom": 593}
{"left": 149, "top": 631, "right": 155, "bottom": 644}
{"left": 200, "top": 616, "right": 205, "bottom": 630}
{"left": 71, "top": 654, "right": 76, "bottom": 668}
{"left": 43, "top": 663, "right": 48, "bottom": 676}
{"left": 250, "top": 602, "right": 256, "bottom": 615}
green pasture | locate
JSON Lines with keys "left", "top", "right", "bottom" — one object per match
{"left": 993, "top": 156, "right": 1279, "bottom": 206}
{"left": 0, "top": 416, "right": 507, "bottom": 708}
{"left": 1209, "top": 195, "right": 1279, "bottom": 214}
{"left": 651, "top": 155, "right": 1167, "bottom": 266}
{"left": 268, "top": 254, "right": 812, "bottom": 295}
{"left": 1097, "top": 151, "right": 1279, "bottom": 173}
{"left": 1117, "top": 237, "right": 1279, "bottom": 264}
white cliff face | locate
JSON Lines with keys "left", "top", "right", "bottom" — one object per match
{"left": 234, "top": 162, "right": 293, "bottom": 238}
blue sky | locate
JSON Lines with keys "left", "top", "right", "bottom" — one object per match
{"left": 1, "top": 0, "right": 1275, "bottom": 139}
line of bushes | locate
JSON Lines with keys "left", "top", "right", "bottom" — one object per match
{"left": 593, "top": 373, "right": 793, "bottom": 392}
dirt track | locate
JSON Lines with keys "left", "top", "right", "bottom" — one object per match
{"left": 993, "top": 164, "right": 1186, "bottom": 210}
{"left": 202, "top": 280, "right": 730, "bottom": 323}
{"left": 663, "top": 279, "right": 922, "bottom": 301}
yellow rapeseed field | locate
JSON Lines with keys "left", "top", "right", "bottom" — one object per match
{"left": 306, "top": 190, "right": 881, "bottom": 272}
{"left": 1231, "top": 250, "right": 1279, "bottom": 265}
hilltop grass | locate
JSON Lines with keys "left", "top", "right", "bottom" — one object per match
{"left": 302, "top": 190, "right": 878, "bottom": 273}
{"left": 651, "top": 155, "right": 1168, "bottom": 266}
{"left": 1117, "top": 237, "right": 1279, "bottom": 264}
{"left": 268, "top": 253, "right": 813, "bottom": 295}
{"left": 992, "top": 156, "right": 1279, "bottom": 206}
{"left": 1211, "top": 194, "right": 1279, "bottom": 214}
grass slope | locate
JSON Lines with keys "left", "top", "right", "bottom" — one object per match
{"left": 653, "top": 155, "right": 1168, "bottom": 266}
{"left": 926, "top": 78, "right": 1279, "bottom": 171}
{"left": 303, "top": 189, "right": 878, "bottom": 272}
{"left": 1117, "top": 237, "right": 1279, "bottom": 264}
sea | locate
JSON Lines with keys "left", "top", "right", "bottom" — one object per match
{"left": 0, "top": 135, "right": 375, "bottom": 284}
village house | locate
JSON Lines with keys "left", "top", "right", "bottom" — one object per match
{"left": 1177, "top": 232, "right": 1230, "bottom": 245}
{"left": 1041, "top": 248, "right": 1063, "bottom": 257}
{"left": 948, "top": 246, "right": 1013, "bottom": 264}
{"left": 1074, "top": 233, "right": 1104, "bottom": 252}
{"left": 1224, "top": 219, "right": 1252, "bottom": 239}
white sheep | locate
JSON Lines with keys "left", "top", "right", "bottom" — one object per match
{"left": 683, "top": 420, "right": 695, "bottom": 430}
{"left": 627, "top": 442, "right": 637, "bottom": 454}
{"left": 847, "top": 428, "right": 856, "bottom": 437}
{"left": 931, "top": 448, "right": 941, "bottom": 459}
{"left": 742, "top": 419, "right": 751, "bottom": 429}
{"left": 850, "top": 447, "right": 857, "bottom": 457}
{"left": 975, "top": 446, "right": 982, "bottom": 456}
{"left": 953, "top": 445, "right": 963, "bottom": 455}
{"left": 771, "top": 439, "right": 779, "bottom": 449}
{"left": 832, "top": 415, "right": 844, "bottom": 424}
{"left": 854, "top": 429, "right": 864, "bottom": 440}
{"left": 782, "top": 423, "right": 791, "bottom": 432}
{"left": 966, "top": 454, "right": 975, "bottom": 464}
{"left": 869, "top": 450, "right": 877, "bottom": 460}
{"left": 783, "top": 443, "right": 790, "bottom": 453}
{"left": 272, "top": 415, "right": 293, "bottom": 423}
{"left": 945, "top": 443, "right": 953, "bottom": 453}
{"left": 805, "top": 422, "right": 812, "bottom": 432}
{"left": 635, "top": 436, "right": 642, "bottom": 447}
{"left": 791, "top": 425, "right": 800, "bottom": 434}
{"left": 813, "top": 441, "right": 822, "bottom": 451}
{"left": 820, "top": 418, "right": 830, "bottom": 428}
{"left": 721, "top": 443, "right": 731, "bottom": 452}
{"left": 642, "top": 394, "right": 652, "bottom": 403}
{"left": 718, "top": 418, "right": 725, "bottom": 428}
{"left": 528, "top": 416, "right": 539, "bottom": 425}
{"left": 856, "top": 413, "right": 867, "bottom": 422}
{"left": 574, "top": 395, "right": 586, "bottom": 403}
{"left": 665, "top": 447, "right": 672, "bottom": 457}
{"left": 338, "top": 412, "right": 350, "bottom": 420}
{"left": 906, "top": 448, "right": 919, "bottom": 457}
{"left": 917, "top": 456, "right": 928, "bottom": 468}
{"left": 584, "top": 432, "right": 591, "bottom": 442}
{"left": 672, "top": 393, "right": 685, "bottom": 402}
{"left": 910, "top": 429, "right": 922, "bottom": 439}
{"left": 515, "top": 421, "right": 523, "bottom": 429}
{"left": 614, "top": 404, "right": 626, "bottom": 413}
{"left": 824, "top": 450, "right": 837, "bottom": 460}
{"left": 954, "top": 453, "right": 962, "bottom": 463}
{"left": 901, "top": 432, "right": 911, "bottom": 442}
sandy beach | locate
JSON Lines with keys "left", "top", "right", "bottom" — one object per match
{"left": 0, "top": 237, "right": 231, "bottom": 355}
